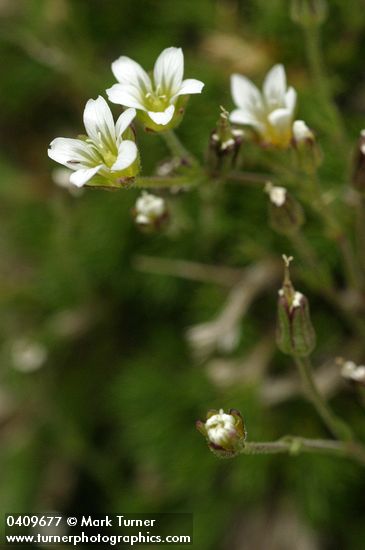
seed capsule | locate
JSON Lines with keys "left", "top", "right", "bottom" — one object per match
{"left": 276, "top": 256, "right": 316, "bottom": 357}
{"left": 207, "top": 106, "right": 244, "bottom": 173}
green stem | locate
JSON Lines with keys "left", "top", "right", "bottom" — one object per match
{"left": 294, "top": 356, "right": 353, "bottom": 441}
{"left": 134, "top": 175, "right": 200, "bottom": 189}
{"left": 240, "top": 437, "right": 365, "bottom": 466}
{"left": 161, "top": 130, "right": 199, "bottom": 167}
{"left": 225, "top": 171, "right": 272, "bottom": 186}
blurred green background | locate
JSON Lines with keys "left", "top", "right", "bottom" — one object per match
{"left": 1, "top": 0, "right": 365, "bottom": 548}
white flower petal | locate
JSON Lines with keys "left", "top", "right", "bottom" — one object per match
{"left": 115, "top": 108, "right": 136, "bottom": 140}
{"left": 111, "top": 140, "right": 138, "bottom": 171}
{"left": 263, "top": 64, "right": 287, "bottom": 106}
{"left": 229, "top": 108, "right": 264, "bottom": 133}
{"left": 106, "top": 83, "right": 146, "bottom": 110}
{"left": 48, "top": 138, "right": 96, "bottom": 169}
{"left": 268, "top": 109, "right": 292, "bottom": 134}
{"left": 111, "top": 56, "right": 151, "bottom": 92}
{"left": 175, "top": 78, "right": 204, "bottom": 96}
{"left": 230, "top": 74, "right": 262, "bottom": 111}
{"left": 69, "top": 165, "right": 102, "bottom": 187}
{"left": 83, "top": 96, "right": 116, "bottom": 149}
{"left": 153, "top": 47, "right": 184, "bottom": 95}
{"left": 285, "top": 87, "right": 297, "bottom": 114}
{"left": 147, "top": 105, "right": 175, "bottom": 126}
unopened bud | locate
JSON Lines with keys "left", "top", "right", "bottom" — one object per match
{"left": 196, "top": 408, "right": 246, "bottom": 458}
{"left": 290, "top": 0, "right": 328, "bottom": 27}
{"left": 276, "top": 256, "right": 316, "bottom": 357}
{"left": 293, "top": 120, "right": 315, "bottom": 146}
{"left": 340, "top": 360, "right": 365, "bottom": 387}
{"left": 208, "top": 106, "right": 244, "bottom": 172}
{"left": 292, "top": 120, "right": 322, "bottom": 169}
{"left": 265, "top": 183, "right": 304, "bottom": 234}
{"left": 351, "top": 130, "right": 365, "bottom": 193}
{"left": 133, "top": 192, "right": 168, "bottom": 232}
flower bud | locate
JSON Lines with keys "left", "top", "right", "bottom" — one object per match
{"left": 208, "top": 107, "right": 244, "bottom": 172}
{"left": 292, "top": 120, "right": 321, "bottom": 169}
{"left": 276, "top": 256, "right": 316, "bottom": 357}
{"left": 351, "top": 130, "right": 365, "bottom": 194}
{"left": 340, "top": 360, "right": 365, "bottom": 387}
{"left": 132, "top": 192, "right": 168, "bottom": 232}
{"left": 292, "top": 120, "right": 315, "bottom": 146}
{"left": 196, "top": 408, "right": 246, "bottom": 458}
{"left": 265, "top": 183, "right": 304, "bottom": 235}
{"left": 290, "top": 0, "right": 328, "bottom": 27}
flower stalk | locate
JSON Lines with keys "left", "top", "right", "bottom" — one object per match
{"left": 239, "top": 437, "right": 365, "bottom": 467}
{"left": 294, "top": 355, "right": 353, "bottom": 441}
{"left": 161, "top": 130, "right": 199, "bottom": 167}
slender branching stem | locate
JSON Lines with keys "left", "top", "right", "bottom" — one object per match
{"left": 240, "top": 437, "right": 365, "bottom": 466}
{"left": 294, "top": 355, "right": 353, "bottom": 441}
{"left": 225, "top": 171, "right": 273, "bottom": 186}
{"left": 161, "top": 130, "right": 199, "bottom": 167}
{"left": 134, "top": 175, "right": 200, "bottom": 189}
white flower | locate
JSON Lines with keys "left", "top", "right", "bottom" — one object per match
{"left": 230, "top": 64, "right": 297, "bottom": 148}
{"left": 106, "top": 47, "right": 204, "bottom": 131}
{"left": 293, "top": 119, "right": 314, "bottom": 144}
{"left": 48, "top": 96, "right": 138, "bottom": 188}
{"left": 134, "top": 192, "right": 167, "bottom": 227}
{"left": 11, "top": 339, "right": 47, "bottom": 373}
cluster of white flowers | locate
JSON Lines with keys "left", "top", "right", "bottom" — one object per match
{"left": 48, "top": 49, "right": 313, "bottom": 190}
{"left": 48, "top": 47, "right": 204, "bottom": 190}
